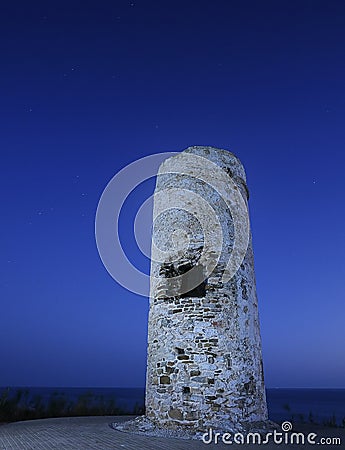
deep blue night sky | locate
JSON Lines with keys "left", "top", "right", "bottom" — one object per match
{"left": 1, "top": 1, "right": 344, "bottom": 388}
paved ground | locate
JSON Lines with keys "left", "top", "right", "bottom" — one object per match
{"left": 0, "top": 416, "right": 343, "bottom": 449}
{"left": 0, "top": 416, "right": 221, "bottom": 450}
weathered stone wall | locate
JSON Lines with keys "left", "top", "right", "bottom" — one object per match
{"left": 145, "top": 146, "right": 268, "bottom": 432}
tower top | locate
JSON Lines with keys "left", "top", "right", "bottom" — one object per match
{"left": 163, "top": 145, "right": 249, "bottom": 199}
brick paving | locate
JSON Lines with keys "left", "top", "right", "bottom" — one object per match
{"left": 0, "top": 416, "right": 231, "bottom": 449}
{"left": 0, "top": 416, "right": 344, "bottom": 449}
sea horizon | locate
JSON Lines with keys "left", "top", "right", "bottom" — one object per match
{"left": 2, "top": 385, "right": 344, "bottom": 390}
{"left": 1, "top": 386, "right": 344, "bottom": 425}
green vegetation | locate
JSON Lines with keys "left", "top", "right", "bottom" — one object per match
{"left": 281, "top": 403, "right": 344, "bottom": 428}
{"left": 322, "top": 413, "right": 338, "bottom": 428}
{"left": 0, "top": 388, "right": 145, "bottom": 423}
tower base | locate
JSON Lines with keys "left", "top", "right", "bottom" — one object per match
{"left": 111, "top": 414, "right": 279, "bottom": 441}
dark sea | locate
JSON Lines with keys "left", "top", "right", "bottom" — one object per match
{"left": 1, "top": 387, "right": 344, "bottom": 425}
{"left": 266, "top": 388, "right": 345, "bottom": 425}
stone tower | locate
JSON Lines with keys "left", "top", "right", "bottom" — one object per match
{"left": 145, "top": 146, "right": 268, "bottom": 432}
